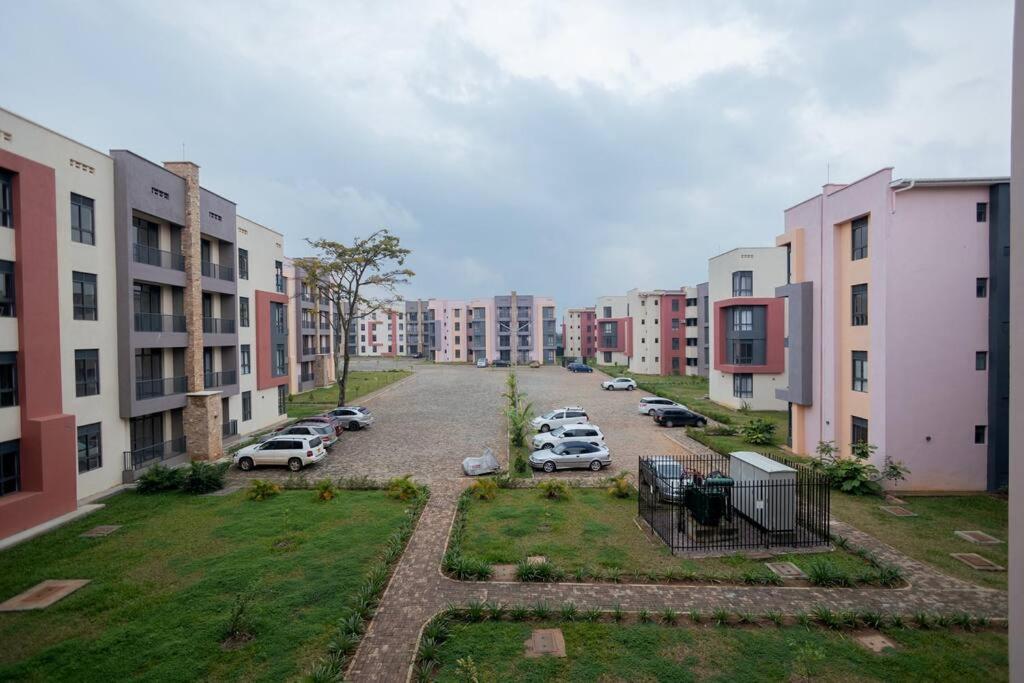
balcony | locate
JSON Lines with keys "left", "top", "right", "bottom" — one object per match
{"left": 123, "top": 435, "right": 187, "bottom": 471}
{"left": 134, "top": 312, "right": 187, "bottom": 333}
{"left": 222, "top": 420, "right": 238, "bottom": 438}
{"left": 302, "top": 345, "right": 317, "bottom": 357}
{"left": 203, "top": 317, "right": 236, "bottom": 334}
{"left": 201, "top": 260, "right": 235, "bottom": 281}
{"left": 136, "top": 376, "right": 188, "bottom": 400}
{"left": 300, "top": 292, "right": 314, "bottom": 303}
{"left": 320, "top": 345, "right": 331, "bottom": 355}
{"left": 320, "top": 322, "right": 331, "bottom": 330}
{"left": 300, "top": 370, "right": 315, "bottom": 382}
{"left": 204, "top": 370, "right": 238, "bottom": 388}
{"left": 133, "top": 243, "right": 185, "bottom": 271}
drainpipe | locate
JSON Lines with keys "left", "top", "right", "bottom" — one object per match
{"left": 891, "top": 179, "right": 916, "bottom": 213}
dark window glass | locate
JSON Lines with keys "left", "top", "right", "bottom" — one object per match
{"left": 77, "top": 422, "right": 102, "bottom": 473}
{"left": 239, "top": 297, "right": 249, "bottom": 327}
{"left": 671, "top": 299, "right": 679, "bottom": 311}
{"left": 603, "top": 351, "right": 612, "bottom": 363}
{"left": 671, "top": 338, "right": 680, "bottom": 350}
{"left": 72, "top": 271, "right": 98, "bottom": 320}
{"left": 0, "top": 260, "right": 14, "bottom": 317}
{"left": 277, "top": 384, "right": 287, "bottom": 415}
{"left": 974, "top": 425, "right": 986, "bottom": 444}
{"left": 733, "top": 373, "right": 753, "bottom": 398}
{"left": 0, "top": 171, "right": 13, "bottom": 229}
{"left": 238, "top": 248, "right": 249, "bottom": 279}
{"left": 851, "top": 216, "right": 868, "bottom": 260}
{"left": 0, "top": 352, "right": 17, "bottom": 407}
{"left": 241, "top": 345, "right": 251, "bottom": 374}
{"left": 976, "top": 351, "right": 987, "bottom": 371}
{"left": 0, "top": 439, "right": 19, "bottom": 496}
{"left": 852, "top": 416, "right": 869, "bottom": 445}
{"left": 242, "top": 391, "right": 252, "bottom": 421}
{"left": 977, "top": 202, "right": 988, "bottom": 222}
{"left": 602, "top": 306, "right": 612, "bottom": 318}
{"left": 70, "top": 193, "right": 95, "bottom": 245}
{"left": 75, "top": 349, "right": 100, "bottom": 396}
{"left": 273, "top": 344, "right": 287, "bottom": 376}
{"left": 275, "top": 261, "right": 284, "bottom": 293}
{"left": 852, "top": 350, "right": 867, "bottom": 392}
{"left": 731, "top": 307, "right": 753, "bottom": 331}
{"left": 732, "top": 270, "right": 753, "bottom": 296}
{"left": 976, "top": 277, "right": 988, "bottom": 298}
{"left": 851, "top": 284, "right": 868, "bottom": 326}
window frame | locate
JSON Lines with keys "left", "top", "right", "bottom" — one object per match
{"left": 0, "top": 439, "right": 19, "bottom": 496}
{"left": 733, "top": 373, "right": 753, "bottom": 398}
{"left": 851, "top": 284, "right": 868, "bottom": 326}
{"left": 238, "top": 247, "right": 249, "bottom": 280}
{"left": 976, "top": 351, "right": 987, "bottom": 371}
{"left": 70, "top": 193, "right": 96, "bottom": 245}
{"left": 974, "top": 425, "right": 987, "bottom": 444}
{"left": 239, "top": 297, "right": 250, "bottom": 327}
{"left": 976, "top": 277, "right": 988, "bottom": 298}
{"left": 75, "top": 349, "right": 101, "bottom": 397}
{"left": 240, "top": 344, "right": 251, "bottom": 375}
{"left": 976, "top": 202, "right": 988, "bottom": 222}
{"left": 77, "top": 422, "right": 102, "bottom": 473}
{"left": 0, "top": 170, "right": 13, "bottom": 229}
{"left": 242, "top": 391, "right": 252, "bottom": 421}
{"left": 732, "top": 271, "right": 753, "bottom": 297}
{"left": 72, "top": 271, "right": 98, "bottom": 320}
{"left": 852, "top": 350, "right": 868, "bottom": 392}
{"left": 0, "top": 352, "right": 17, "bottom": 407}
{"left": 0, "top": 259, "right": 14, "bottom": 317}
{"left": 851, "top": 416, "right": 869, "bottom": 445}
{"left": 851, "top": 216, "right": 868, "bottom": 260}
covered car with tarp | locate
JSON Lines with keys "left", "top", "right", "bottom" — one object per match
{"left": 462, "top": 448, "right": 500, "bottom": 476}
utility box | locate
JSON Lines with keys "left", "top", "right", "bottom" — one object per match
{"left": 728, "top": 451, "right": 797, "bottom": 532}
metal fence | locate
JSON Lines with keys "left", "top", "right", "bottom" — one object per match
{"left": 638, "top": 453, "right": 830, "bottom": 552}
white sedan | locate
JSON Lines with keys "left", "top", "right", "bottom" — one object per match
{"left": 602, "top": 377, "right": 637, "bottom": 391}
{"left": 532, "top": 424, "right": 605, "bottom": 450}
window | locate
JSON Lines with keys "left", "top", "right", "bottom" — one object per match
{"left": 671, "top": 357, "right": 680, "bottom": 371}
{"left": 602, "top": 306, "right": 612, "bottom": 318}
{"left": 603, "top": 351, "right": 612, "bottom": 363}
{"left": 241, "top": 345, "right": 251, "bottom": 374}
{"left": 454, "top": 322, "right": 460, "bottom": 331}
{"left": 77, "top": 422, "right": 102, "bottom": 473}
{"left": 273, "top": 343, "right": 286, "bottom": 376}
{"left": 731, "top": 307, "right": 753, "bottom": 331}
{"left": 671, "top": 318, "right": 680, "bottom": 331}
{"left": 72, "top": 271, "right": 98, "bottom": 320}
{"left": 239, "top": 297, "right": 249, "bottom": 327}
{"left": 0, "top": 352, "right": 17, "bottom": 407}
{"left": 851, "top": 284, "right": 868, "bottom": 326}
{"left": 455, "top": 349, "right": 461, "bottom": 359}
{"left": 274, "top": 260, "right": 284, "bottom": 293}
{"left": 671, "top": 299, "right": 679, "bottom": 311}
{"left": 686, "top": 297, "right": 698, "bottom": 307}
{"left": 977, "top": 202, "right": 988, "bottom": 222}
{"left": 730, "top": 339, "right": 755, "bottom": 364}
{"left": 732, "top": 270, "right": 753, "bottom": 296}
{"left": 852, "top": 351, "right": 867, "bottom": 392}
{"left": 238, "top": 248, "right": 249, "bottom": 279}
{"left": 242, "top": 391, "right": 252, "bottom": 421}
{"left": 0, "top": 260, "right": 14, "bottom": 317}
{"left": 277, "top": 385, "right": 287, "bottom": 415}
{"left": 976, "top": 351, "right": 987, "bottom": 371}
{"left": 976, "top": 277, "right": 988, "bottom": 298}
{"left": 686, "top": 357, "right": 698, "bottom": 367}
{"left": 70, "top": 193, "right": 95, "bottom": 245}
{"left": 686, "top": 337, "right": 698, "bottom": 346}
{"left": 733, "top": 373, "right": 753, "bottom": 398}
{"left": 974, "top": 425, "right": 987, "bottom": 444}
{"left": 271, "top": 302, "right": 286, "bottom": 333}
{"left": 852, "top": 416, "right": 869, "bottom": 445}
{"left": 0, "top": 440, "right": 18, "bottom": 496}
{"left": 0, "top": 171, "right": 12, "bottom": 228}
{"left": 75, "top": 349, "right": 100, "bottom": 396}
{"left": 671, "top": 338, "right": 680, "bottom": 350}
{"left": 851, "top": 216, "right": 868, "bottom": 260}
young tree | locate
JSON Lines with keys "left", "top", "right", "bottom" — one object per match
{"left": 293, "top": 230, "right": 413, "bottom": 406}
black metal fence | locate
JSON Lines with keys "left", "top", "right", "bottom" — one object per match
{"left": 638, "top": 452, "right": 830, "bottom": 552}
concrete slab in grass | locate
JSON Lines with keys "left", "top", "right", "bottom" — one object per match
{"left": 524, "top": 628, "right": 566, "bottom": 658}
{"left": 857, "top": 633, "right": 896, "bottom": 653}
{"left": 491, "top": 564, "right": 517, "bottom": 581}
{"left": 765, "top": 561, "right": 808, "bottom": 580}
{"left": 526, "top": 556, "right": 548, "bottom": 565}
{"left": 950, "top": 553, "right": 1004, "bottom": 571}
{"left": 879, "top": 506, "right": 916, "bottom": 517}
{"left": 0, "top": 580, "right": 91, "bottom": 611}
{"left": 80, "top": 525, "right": 121, "bottom": 538}
{"left": 953, "top": 530, "right": 1002, "bottom": 545}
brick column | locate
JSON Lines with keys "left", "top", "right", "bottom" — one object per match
{"left": 184, "top": 391, "right": 223, "bottom": 461}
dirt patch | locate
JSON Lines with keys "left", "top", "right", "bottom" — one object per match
{"left": 220, "top": 632, "right": 255, "bottom": 651}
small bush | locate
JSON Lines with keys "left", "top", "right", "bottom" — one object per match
{"left": 661, "top": 608, "right": 679, "bottom": 625}
{"left": 688, "top": 609, "right": 703, "bottom": 624}
{"left": 246, "top": 479, "right": 282, "bottom": 501}
{"left": 559, "top": 603, "right": 578, "bottom": 622}
{"left": 180, "top": 461, "right": 229, "bottom": 494}
{"left": 582, "top": 608, "right": 602, "bottom": 622}
{"left": 605, "top": 472, "right": 633, "bottom": 499}
{"left": 531, "top": 602, "right": 552, "bottom": 620}
{"left": 705, "top": 425, "right": 738, "bottom": 436}
{"left": 538, "top": 480, "right": 571, "bottom": 500}
{"left": 386, "top": 474, "right": 423, "bottom": 501}
{"left": 638, "top": 609, "right": 652, "bottom": 623}
{"left": 465, "top": 600, "right": 487, "bottom": 622}
{"left": 712, "top": 608, "right": 730, "bottom": 626}
{"left": 509, "top": 604, "right": 529, "bottom": 620}
{"left": 612, "top": 605, "right": 625, "bottom": 622}
{"left": 135, "top": 464, "right": 184, "bottom": 494}
{"left": 314, "top": 478, "right": 339, "bottom": 502}
{"left": 516, "top": 559, "right": 564, "bottom": 582}
{"left": 469, "top": 477, "right": 499, "bottom": 501}
{"left": 442, "top": 553, "right": 493, "bottom": 581}
{"left": 764, "top": 611, "right": 784, "bottom": 626}
{"left": 740, "top": 418, "right": 777, "bottom": 446}
{"left": 806, "top": 559, "right": 853, "bottom": 588}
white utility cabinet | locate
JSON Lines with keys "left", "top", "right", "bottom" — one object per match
{"left": 728, "top": 451, "right": 797, "bottom": 532}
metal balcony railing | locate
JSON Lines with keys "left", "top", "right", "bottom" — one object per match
{"left": 222, "top": 420, "right": 238, "bottom": 437}
{"left": 123, "top": 435, "right": 187, "bottom": 471}
{"left": 133, "top": 243, "right": 185, "bottom": 271}
{"left": 320, "top": 322, "right": 331, "bottom": 330}
{"left": 319, "top": 346, "right": 330, "bottom": 355}
{"left": 136, "top": 376, "right": 188, "bottom": 400}
{"left": 302, "top": 346, "right": 316, "bottom": 357}
{"left": 201, "top": 260, "right": 235, "bottom": 281}
{"left": 202, "top": 317, "right": 236, "bottom": 334}
{"left": 204, "top": 370, "right": 238, "bottom": 388}
{"left": 301, "top": 319, "right": 316, "bottom": 331}
{"left": 300, "top": 371, "right": 315, "bottom": 382}
{"left": 300, "top": 292, "right": 314, "bottom": 303}
{"left": 134, "top": 312, "right": 187, "bottom": 333}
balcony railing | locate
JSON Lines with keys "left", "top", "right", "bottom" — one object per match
{"left": 133, "top": 243, "right": 185, "bottom": 271}
{"left": 301, "top": 319, "right": 316, "bottom": 331}
{"left": 123, "top": 435, "right": 187, "bottom": 471}
{"left": 222, "top": 420, "right": 238, "bottom": 438}
{"left": 320, "top": 322, "right": 330, "bottom": 330}
{"left": 134, "top": 312, "right": 187, "bottom": 333}
{"left": 300, "top": 292, "right": 314, "bottom": 303}
{"left": 136, "top": 376, "right": 188, "bottom": 400}
{"left": 300, "top": 370, "right": 315, "bottom": 382}
{"left": 302, "top": 346, "right": 316, "bottom": 357}
{"left": 204, "top": 370, "right": 238, "bottom": 388}
{"left": 201, "top": 260, "right": 235, "bottom": 281}
{"left": 319, "top": 346, "right": 330, "bottom": 354}
{"left": 202, "top": 317, "right": 236, "bottom": 334}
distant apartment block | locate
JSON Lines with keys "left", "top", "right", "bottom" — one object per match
{"left": 776, "top": 169, "right": 1010, "bottom": 492}
{"left": 562, "top": 307, "right": 596, "bottom": 361}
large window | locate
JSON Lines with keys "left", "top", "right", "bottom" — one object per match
{"left": 0, "top": 171, "right": 12, "bottom": 229}
{"left": 602, "top": 306, "right": 612, "bottom": 318}
{"left": 0, "top": 352, "right": 17, "bottom": 407}
{"left": 239, "top": 297, "right": 250, "bottom": 327}
{"left": 851, "top": 216, "right": 868, "bottom": 260}
{"left": 72, "top": 271, "right": 98, "bottom": 320}
{"left": 75, "top": 349, "right": 100, "bottom": 397}
{"left": 731, "top": 307, "right": 753, "bottom": 331}
{"left": 277, "top": 384, "right": 287, "bottom": 415}
{"left": 851, "top": 416, "right": 869, "bottom": 445}
{"left": 77, "top": 422, "right": 102, "bottom": 473}
{"left": 730, "top": 339, "right": 755, "bottom": 364}
{"left": 273, "top": 343, "right": 287, "bottom": 376}
{"left": 238, "top": 248, "right": 249, "bottom": 280}
{"left": 0, "top": 260, "right": 14, "bottom": 317}
{"left": 851, "top": 284, "right": 868, "bottom": 326}
{"left": 271, "top": 302, "right": 286, "bottom": 334}
{"left": 274, "top": 260, "right": 284, "bottom": 293}
{"left": 733, "top": 373, "right": 753, "bottom": 398}
{"left": 240, "top": 345, "right": 251, "bottom": 375}
{"left": 852, "top": 351, "right": 867, "bottom": 392}
{"left": 732, "top": 271, "right": 753, "bottom": 296}
{"left": 70, "top": 193, "right": 95, "bottom": 245}
{"left": 242, "top": 391, "right": 252, "bottom": 421}
{"left": 0, "top": 439, "right": 18, "bottom": 496}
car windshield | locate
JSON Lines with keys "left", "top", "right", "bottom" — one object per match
{"left": 541, "top": 410, "right": 559, "bottom": 419}
{"left": 309, "top": 437, "right": 322, "bottom": 448}
{"left": 550, "top": 427, "right": 566, "bottom": 437}
{"left": 552, "top": 444, "right": 567, "bottom": 454}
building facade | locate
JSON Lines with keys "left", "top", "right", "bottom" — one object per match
{"left": 776, "top": 169, "right": 1010, "bottom": 492}
{"left": 561, "top": 307, "right": 596, "bottom": 362}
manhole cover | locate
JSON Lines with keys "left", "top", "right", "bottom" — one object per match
{"left": 80, "top": 525, "right": 121, "bottom": 538}
{"left": 950, "top": 553, "right": 1004, "bottom": 571}
{"left": 526, "top": 556, "right": 547, "bottom": 565}
{"left": 857, "top": 633, "right": 896, "bottom": 653}
{"left": 765, "top": 561, "right": 808, "bottom": 579}
{"left": 0, "top": 580, "right": 91, "bottom": 611}
{"left": 954, "top": 530, "right": 1002, "bottom": 545}
{"left": 524, "top": 628, "right": 566, "bottom": 658}
{"left": 491, "top": 564, "right": 517, "bottom": 581}
{"left": 879, "top": 506, "right": 916, "bottom": 517}
{"left": 884, "top": 495, "right": 905, "bottom": 505}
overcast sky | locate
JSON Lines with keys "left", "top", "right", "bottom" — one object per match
{"left": 1, "top": 1, "right": 1013, "bottom": 308}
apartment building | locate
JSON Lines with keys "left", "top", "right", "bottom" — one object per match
{"left": 707, "top": 247, "right": 788, "bottom": 410}
{"left": 595, "top": 295, "right": 630, "bottom": 366}
{"left": 284, "top": 258, "right": 338, "bottom": 394}
{"left": 562, "top": 307, "right": 596, "bottom": 362}
{"left": 776, "top": 169, "right": 1010, "bottom": 491}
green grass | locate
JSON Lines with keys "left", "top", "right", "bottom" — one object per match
{"left": 430, "top": 621, "right": 1008, "bottom": 682}
{"left": 287, "top": 369, "right": 410, "bottom": 418}
{"left": 831, "top": 494, "right": 1008, "bottom": 590}
{"left": 461, "top": 488, "right": 872, "bottom": 582}
{"left": 0, "top": 489, "right": 412, "bottom": 681}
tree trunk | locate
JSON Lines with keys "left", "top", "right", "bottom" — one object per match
{"left": 339, "top": 348, "right": 351, "bottom": 406}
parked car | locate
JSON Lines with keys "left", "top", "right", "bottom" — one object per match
{"left": 602, "top": 377, "right": 637, "bottom": 391}
{"left": 282, "top": 414, "right": 343, "bottom": 436}
{"left": 492, "top": 359, "right": 511, "bottom": 367}
{"left": 234, "top": 434, "right": 326, "bottom": 472}
{"left": 529, "top": 441, "right": 611, "bottom": 472}
{"left": 640, "top": 456, "right": 693, "bottom": 503}
{"left": 566, "top": 362, "right": 593, "bottom": 373}
{"left": 638, "top": 396, "right": 685, "bottom": 416}
{"left": 532, "top": 424, "right": 605, "bottom": 450}
{"left": 530, "top": 406, "right": 589, "bottom": 432}
{"left": 272, "top": 422, "right": 338, "bottom": 448}
{"left": 652, "top": 406, "right": 707, "bottom": 428}
{"left": 462, "top": 448, "right": 500, "bottom": 476}
{"left": 324, "top": 406, "right": 374, "bottom": 430}
{"left": 476, "top": 358, "right": 488, "bottom": 368}
{"left": 529, "top": 360, "right": 541, "bottom": 368}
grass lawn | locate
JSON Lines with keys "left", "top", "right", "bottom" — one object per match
{"left": 0, "top": 489, "right": 413, "bottom": 681}
{"left": 287, "top": 369, "right": 411, "bottom": 418}
{"left": 430, "top": 621, "right": 1008, "bottom": 682}
{"left": 462, "top": 488, "right": 873, "bottom": 583}
{"left": 830, "top": 493, "right": 1008, "bottom": 590}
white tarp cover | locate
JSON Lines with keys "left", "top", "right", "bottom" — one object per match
{"left": 462, "top": 448, "right": 500, "bottom": 476}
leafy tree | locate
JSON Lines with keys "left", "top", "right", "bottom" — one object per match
{"left": 293, "top": 230, "right": 413, "bottom": 406}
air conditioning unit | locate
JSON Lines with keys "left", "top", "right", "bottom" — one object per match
{"left": 729, "top": 451, "right": 797, "bottom": 532}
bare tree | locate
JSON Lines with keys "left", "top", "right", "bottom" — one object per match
{"left": 293, "top": 230, "right": 413, "bottom": 406}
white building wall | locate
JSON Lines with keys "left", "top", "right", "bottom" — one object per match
{"left": 595, "top": 295, "right": 629, "bottom": 366}
{"left": 627, "top": 289, "right": 662, "bottom": 375}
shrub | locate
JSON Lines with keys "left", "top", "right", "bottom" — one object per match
{"left": 246, "top": 479, "right": 282, "bottom": 501}
{"left": 705, "top": 425, "right": 738, "bottom": 436}
{"left": 222, "top": 588, "right": 255, "bottom": 641}
{"left": 507, "top": 401, "right": 534, "bottom": 449}
{"left": 516, "top": 559, "right": 564, "bottom": 582}
{"left": 661, "top": 608, "right": 679, "bottom": 625}
{"left": 469, "top": 477, "right": 499, "bottom": 501}
{"left": 442, "top": 553, "right": 493, "bottom": 581}
{"left": 314, "top": 478, "right": 339, "bottom": 502}
{"left": 806, "top": 559, "right": 853, "bottom": 588}
{"left": 559, "top": 603, "right": 578, "bottom": 622}
{"left": 605, "top": 472, "right": 632, "bottom": 498}
{"left": 180, "top": 461, "right": 229, "bottom": 494}
{"left": 465, "top": 600, "right": 487, "bottom": 622}
{"left": 135, "top": 464, "right": 184, "bottom": 494}
{"left": 531, "top": 602, "right": 552, "bottom": 620}
{"left": 538, "top": 480, "right": 570, "bottom": 500}
{"left": 386, "top": 475, "right": 423, "bottom": 501}
{"left": 740, "top": 418, "right": 776, "bottom": 446}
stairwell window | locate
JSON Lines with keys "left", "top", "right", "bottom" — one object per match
{"left": 242, "top": 391, "right": 252, "bottom": 421}
{"left": 75, "top": 349, "right": 100, "bottom": 396}
{"left": 852, "top": 416, "right": 869, "bottom": 445}
{"left": 70, "top": 193, "right": 95, "bottom": 245}
{"left": 77, "top": 422, "right": 102, "bottom": 473}
{"left": 0, "top": 260, "right": 14, "bottom": 317}
{"left": 238, "top": 248, "right": 249, "bottom": 280}
{"left": 0, "top": 440, "right": 19, "bottom": 496}
{"left": 851, "top": 217, "right": 868, "bottom": 260}
{"left": 732, "top": 271, "right": 753, "bottom": 296}
{"left": 733, "top": 373, "right": 753, "bottom": 398}
{"left": 976, "top": 278, "right": 988, "bottom": 298}
{"left": 976, "top": 351, "right": 987, "bottom": 371}
{"left": 240, "top": 345, "right": 251, "bottom": 375}
{"left": 0, "top": 353, "right": 17, "bottom": 407}
{"left": 851, "top": 284, "right": 868, "bottom": 326}
{"left": 852, "top": 351, "right": 867, "bottom": 392}
{"left": 73, "top": 271, "right": 98, "bottom": 320}
{"left": 0, "top": 171, "right": 12, "bottom": 229}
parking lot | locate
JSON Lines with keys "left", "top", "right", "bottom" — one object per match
{"left": 230, "top": 363, "right": 689, "bottom": 485}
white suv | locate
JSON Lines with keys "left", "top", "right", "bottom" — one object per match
{"left": 530, "top": 406, "right": 589, "bottom": 432}
{"left": 602, "top": 377, "right": 637, "bottom": 391}
{"left": 234, "top": 434, "right": 326, "bottom": 472}
{"left": 638, "top": 397, "right": 685, "bottom": 416}
{"left": 532, "top": 424, "right": 605, "bottom": 450}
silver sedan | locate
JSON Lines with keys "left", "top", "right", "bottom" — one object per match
{"left": 529, "top": 441, "right": 611, "bottom": 473}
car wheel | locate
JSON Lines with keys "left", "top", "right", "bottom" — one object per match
{"left": 648, "top": 409, "right": 656, "bottom": 416}
{"left": 238, "top": 456, "right": 254, "bottom": 471}
{"left": 543, "top": 461, "right": 556, "bottom": 473}
{"left": 627, "top": 385, "right": 635, "bottom": 391}
{"left": 349, "top": 421, "right": 360, "bottom": 430}
{"left": 666, "top": 420, "right": 675, "bottom": 428}
{"left": 542, "top": 443, "right": 553, "bottom": 449}
{"left": 288, "top": 457, "right": 303, "bottom": 472}
{"left": 698, "top": 419, "right": 707, "bottom": 427}
{"left": 589, "top": 460, "right": 602, "bottom": 471}
{"left": 540, "top": 424, "right": 550, "bottom": 432}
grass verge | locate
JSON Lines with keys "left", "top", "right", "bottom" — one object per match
{"left": 287, "top": 369, "right": 411, "bottom": 418}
